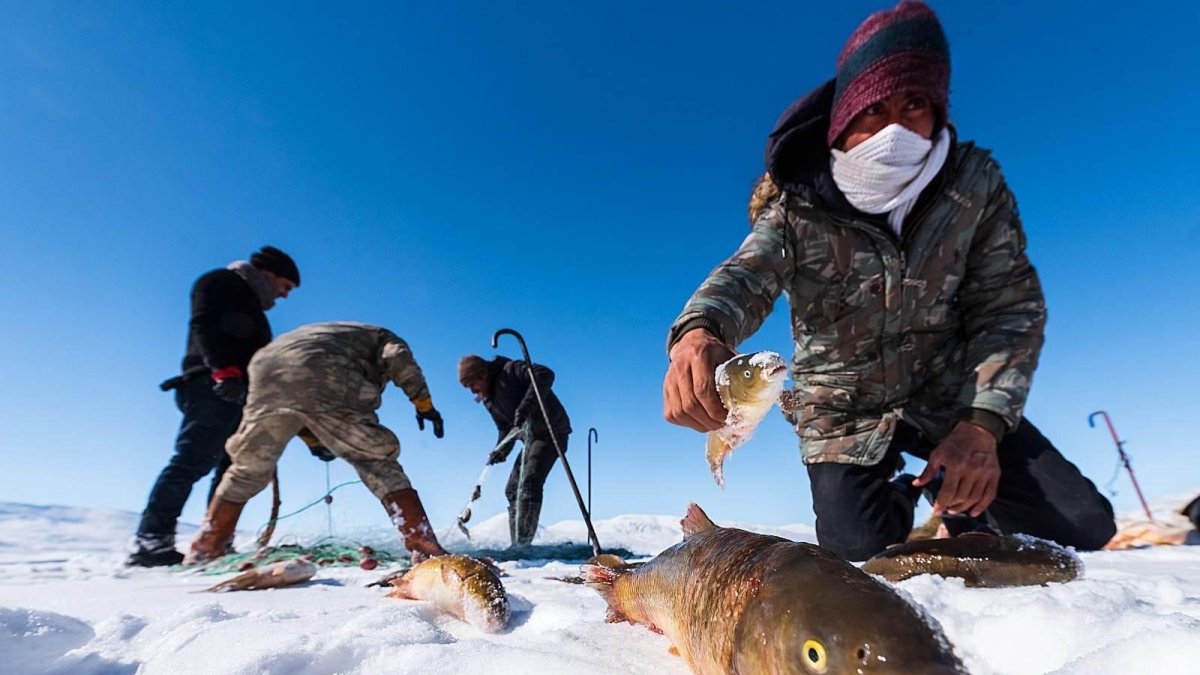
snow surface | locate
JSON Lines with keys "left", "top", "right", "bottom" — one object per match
{"left": 2, "top": 501, "right": 1200, "bottom": 675}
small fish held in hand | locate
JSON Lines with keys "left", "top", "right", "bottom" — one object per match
{"left": 707, "top": 352, "right": 788, "bottom": 487}
{"left": 386, "top": 555, "right": 510, "bottom": 632}
{"left": 203, "top": 559, "right": 317, "bottom": 592}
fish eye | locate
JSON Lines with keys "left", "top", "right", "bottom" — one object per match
{"left": 802, "top": 639, "right": 828, "bottom": 673}
{"left": 743, "top": 369, "right": 753, "bottom": 379}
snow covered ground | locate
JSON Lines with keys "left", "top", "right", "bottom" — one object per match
{"left": 2, "top": 500, "right": 1200, "bottom": 675}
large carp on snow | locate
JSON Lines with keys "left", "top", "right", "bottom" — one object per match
{"left": 706, "top": 352, "right": 789, "bottom": 488}
{"left": 387, "top": 555, "right": 510, "bottom": 633}
{"left": 583, "top": 504, "right": 964, "bottom": 674}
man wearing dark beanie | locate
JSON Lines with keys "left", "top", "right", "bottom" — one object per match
{"left": 664, "top": 1, "right": 1116, "bottom": 560}
{"left": 128, "top": 246, "right": 301, "bottom": 567}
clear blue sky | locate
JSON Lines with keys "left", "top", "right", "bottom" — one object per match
{"left": 2, "top": 1, "right": 1198, "bottom": 542}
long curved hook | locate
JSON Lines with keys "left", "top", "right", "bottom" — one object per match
{"left": 491, "top": 328, "right": 530, "bottom": 363}
{"left": 587, "top": 427, "right": 597, "bottom": 522}
{"left": 1087, "top": 410, "right": 1108, "bottom": 428}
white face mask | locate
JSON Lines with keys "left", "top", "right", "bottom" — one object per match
{"left": 830, "top": 124, "right": 950, "bottom": 235}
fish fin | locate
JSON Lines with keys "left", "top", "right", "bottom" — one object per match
{"left": 385, "top": 570, "right": 416, "bottom": 599}
{"left": 681, "top": 503, "right": 717, "bottom": 540}
{"left": 366, "top": 568, "right": 410, "bottom": 588}
{"left": 581, "top": 563, "right": 630, "bottom": 624}
{"left": 386, "top": 580, "right": 413, "bottom": 599}
{"left": 705, "top": 433, "right": 729, "bottom": 488}
{"left": 204, "top": 570, "right": 256, "bottom": 593}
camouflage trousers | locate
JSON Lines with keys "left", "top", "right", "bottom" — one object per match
{"left": 215, "top": 406, "right": 412, "bottom": 504}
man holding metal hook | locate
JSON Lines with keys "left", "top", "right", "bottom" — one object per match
{"left": 458, "top": 353, "right": 572, "bottom": 547}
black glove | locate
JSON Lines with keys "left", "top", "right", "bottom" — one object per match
{"left": 211, "top": 377, "right": 247, "bottom": 405}
{"left": 416, "top": 407, "right": 444, "bottom": 438}
{"left": 308, "top": 445, "right": 337, "bottom": 462}
{"left": 488, "top": 446, "right": 513, "bottom": 465}
{"left": 487, "top": 426, "right": 523, "bottom": 465}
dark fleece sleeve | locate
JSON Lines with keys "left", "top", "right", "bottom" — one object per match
{"left": 507, "top": 360, "right": 555, "bottom": 421}
{"left": 190, "top": 272, "right": 253, "bottom": 372}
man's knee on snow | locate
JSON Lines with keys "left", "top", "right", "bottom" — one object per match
{"left": 1061, "top": 511, "right": 1118, "bottom": 551}
{"left": 821, "top": 535, "right": 899, "bottom": 562}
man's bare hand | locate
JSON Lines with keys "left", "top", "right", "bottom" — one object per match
{"left": 663, "top": 329, "right": 735, "bottom": 432}
{"left": 913, "top": 421, "right": 1000, "bottom": 518}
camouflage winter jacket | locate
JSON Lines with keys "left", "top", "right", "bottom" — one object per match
{"left": 668, "top": 81, "right": 1046, "bottom": 466}
{"left": 246, "top": 322, "right": 432, "bottom": 414}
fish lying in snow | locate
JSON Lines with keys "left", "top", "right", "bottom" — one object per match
{"left": 707, "top": 352, "right": 788, "bottom": 487}
{"left": 1104, "top": 519, "right": 1191, "bottom": 550}
{"left": 862, "top": 533, "right": 1083, "bottom": 588}
{"left": 203, "top": 559, "right": 317, "bottom": 592}
{"left": 582, "top": 503, "right": 965, "bottom": 675}
{"left": 387, "top": 554, "right": 510, "bottom": 632}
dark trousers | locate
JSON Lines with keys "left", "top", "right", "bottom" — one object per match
{"left": 135, "top": 376, "right": 242, "bottom": 538}
{"left": 504, "top": 436, "right": 565, "bottom": 545}
{"left": 808, "top": 419, "right": 1116, "bottom": 561}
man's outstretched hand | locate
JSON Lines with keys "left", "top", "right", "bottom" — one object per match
{"left": 663, "top": 328, "right": 735, "bottom": 432}
{"left": 416, "top": 407, "right": 445, "bottom": 439}
{"left": 914, "top": 421, "right": 1000, "bottom": 518}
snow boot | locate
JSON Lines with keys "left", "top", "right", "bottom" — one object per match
{"left": 382, "top": 488, "right": 447, "bottom": 562}
{"left": 126, "top": 534, "right": 184, "bottom": 567}
{"left": 184, "top": 499, "right": 245, "bottom": 565}
{"left": 510, "top": 498, "right": 542, "bottom": 547}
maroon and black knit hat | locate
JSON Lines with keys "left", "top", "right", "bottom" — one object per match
{"left": 827, "top": 0, "right": 950, "bottom": 148}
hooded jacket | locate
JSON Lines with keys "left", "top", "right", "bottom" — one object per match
{"left": 669, "top": 80, "right": 1045, "bottom": 466}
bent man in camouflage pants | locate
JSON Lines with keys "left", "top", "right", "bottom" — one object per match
{"left": 186, "top": 322, "right": 448, "bottom": 564}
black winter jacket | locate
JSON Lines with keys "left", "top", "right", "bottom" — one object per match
{"left": 178, "top": 269, "right": 272, "bottom": 380}
{"left": 482, "top": 356, "right": 571, "bottom": 445}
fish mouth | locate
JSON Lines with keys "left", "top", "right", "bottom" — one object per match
{"left": 767, "top": 364, "right": 788, "bottom": 379}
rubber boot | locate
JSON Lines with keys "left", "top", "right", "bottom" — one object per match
{"left": 184, "top": 499, "right": 245, "bottom": 565}
{"left": 382, "top": 488, "right": 447, "bottom": 562}
{"left": 513, "top": 498, "right": 542, "bottom": 546}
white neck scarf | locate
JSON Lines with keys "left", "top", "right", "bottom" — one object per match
{"left": 830, "top": 124, "right": 950, "bottom": 236}
{"left": 227, "top": 260, "right": 276, "bottom": 310}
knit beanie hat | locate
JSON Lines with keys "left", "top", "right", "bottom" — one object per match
{"left": 249, "top": 245, "right": 301, "bottom": 286}
{"left": 458, "top": 355, "right": 488, "bottom": 385}
{"left": 827, "top": 0, "right": 950, "bottom": 148}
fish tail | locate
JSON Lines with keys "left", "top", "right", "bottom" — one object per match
{"left": 581, "top": 561, "right": 631, "bottom": 624}
{"left": 705, "top": 433, "right": 730, "bottom": 489}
